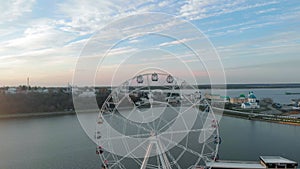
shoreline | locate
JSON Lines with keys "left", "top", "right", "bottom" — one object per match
{"left": 0, "top": 111, "right": 76, "bottom": 119}
{"left": 222, "top": 112, "right": 300, "bottom": 126}
{"left": 220, "top": 109, "right": 300, "bottom": 126}
{"left": 1, "top": 108, "right": 299, "bottom": 127}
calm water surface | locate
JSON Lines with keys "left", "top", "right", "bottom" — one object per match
{"left": 0, "top": 88, "right": 299, "bottom": 168}
{"left": 0, "top": 114, "right": 299, "bottom": 169}
{"left": 222, "top": 88, "right": 300, "bottom": 104}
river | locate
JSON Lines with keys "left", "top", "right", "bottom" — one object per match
{"left": 0, "top": 88, "right": 299, "bottom": 168}
{"left": 224, "top": 88, "right": 300, "bottom": 104}
{"left": 0, "top": 114, "right": 299, "bottom": 168}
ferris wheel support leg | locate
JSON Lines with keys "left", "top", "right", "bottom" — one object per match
{"left": 157, "top": 139, "right": 172, "bottom": 169}
{"left": 140, "top": 142, "right": 153, "bottom": 169}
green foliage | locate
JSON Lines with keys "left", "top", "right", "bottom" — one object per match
{"left": 0, "top": 92, "right": 74, "bottom": 114}
{"left": 0, "top": 89, "right": 110, "bottom": 114}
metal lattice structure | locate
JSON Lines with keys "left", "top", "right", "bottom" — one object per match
{"left": 95, "top": 73, "right": 220, "bottom": 169}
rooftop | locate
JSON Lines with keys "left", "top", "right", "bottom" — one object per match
{"left": 249, "top": 94, "right": 257, "bottom": 99}
{"left": 260, "top": 156, "right": 297, "bottom": 164}
{"left": 244, "top": 102, "right": 251, "bottom": 106}
{"left": 206, "top": 160, "right": 266, "bottom": 169}
{"left": 206, "top": 156, "right": 298, "bottom": 169}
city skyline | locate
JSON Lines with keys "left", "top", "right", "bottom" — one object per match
{"left": 0, "top": 0, "right": 300, "bottom": 86}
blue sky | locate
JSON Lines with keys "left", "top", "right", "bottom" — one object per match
{"left": 0, "top": 0, "right": 299, "bottom": 86}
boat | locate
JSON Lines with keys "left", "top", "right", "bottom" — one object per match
{"left": 285, "top": 92, "right": 300, "bottom": 95}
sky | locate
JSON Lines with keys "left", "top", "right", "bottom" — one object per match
{"left": 0, "top": 0, "right": 299, "bottom": 87}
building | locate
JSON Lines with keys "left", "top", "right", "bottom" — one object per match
{"left": 241, "top": 91, "right": 260, "bottom": 109}
{"left": 78, "top": 88, "right": 96, "bottom": 97}
{"left": 248, "top": 91, "right": 257, "bottom": 103}
{"left": 205, "top": 93, "right": 229, "bottom": 103}
{"left": 291, "top": 99, "right": 300, "bottom": 107}
{"left": 241, "top": 102, "right": 252, "bottom": 109}
{"left": 230, "top": 94, "right": 247, "bottom": 104}
{"left": 220, "top": 96, "right": 230, "bottom": 103}
{"left": 206, "top": 156, "right": 298, "bottom": 169}
{"left": 205, "top": 93, "right": 221, "bottom": 100}
{"left": 260, "top": 156, "right": 298, "bottom": 168}
{"left": 5, "top": 87, "right": 17, "bottom": 94}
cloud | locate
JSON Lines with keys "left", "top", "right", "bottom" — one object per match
{"left": 255, "top": 8, "right": 277, "bottom": 14}
{"left": 216, "top": 31, "right": 300, "bottom": 68}
{"left": 0, "top": 0, "right": 36, "bottom": 22}
{"left": 179, "top": 0, "right": 279, "bottom": 20}
{"left": 106, "top": 46, "right": 137, "bottom": 57}
{"left": 0, "top": 23, "right": 75, "bottom": 56}
{"left": 56, "top": 0, "right": 156, "bottom": 35}
{"left": 159, "top": 38, "right": 196, "bottom": 47}
{"left": 55, "top": 0, "right": 185, "bottom": 35}
{"left": 208, "top": 21, "right": 278, "bottom": 38}
{"left": 0, "top": 0, "right": 299, "bottom": 86}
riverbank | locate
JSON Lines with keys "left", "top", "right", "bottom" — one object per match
{"left": 0, "top": 111, "right": 76, "bottom": 119}
{"left": 1, "top": 107, "right": 300, "bottom": 127}
{"left": 217, "top": 108, "right": 300, "bottom": 126}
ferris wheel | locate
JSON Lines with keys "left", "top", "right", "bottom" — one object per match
{"left": 95, "top": 73, "right": 221, "bottom": 169}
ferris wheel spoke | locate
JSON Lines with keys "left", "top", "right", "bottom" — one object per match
{"left": 110, "top": 138, "right": 149, "bottom": 168}
{"left": 180, "top": 112, "right": 190, "bottom": 131}
{"left": 204, "top": 142, "right": 216, "bottom": 153}
{"left": 181, "top": 94, "right": 197, "bottom": 106}
{"left": 159, "top": 136, "right": 202, "bottom": 158}
{"left": 155, "top": 113, "right": 171, "bottom": 132}
{"left": 157, "top": 104, "right": 195, "bottom": 133}
{"left": 166, "top": 150, "right": 182, "bottom": 169}
{"left": 115, "top": 112, "right": 153, "bottom": 133}
{"left": 128, "top": 152, "right": 143, "bottom": 167}
{"left": 155, "top": 106, "right": 180, "bottom": 133}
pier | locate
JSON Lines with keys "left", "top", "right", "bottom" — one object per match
{"left": 206, "top": 156, "right": 298, "bottom": 169}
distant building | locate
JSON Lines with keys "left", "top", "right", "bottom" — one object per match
{"left": 205, "top": 93, "right": 221, "bottom": 100}
{"left": 230, "top": 94, "right": 247, "bottom": 104}
{"left": 5, "top": 87, "right": 17, "bottom": 94}
{"left": 241, "top": 91, "right": 260, "bottom": 109}
{"left": 205, "top": 93, "right": 229, "bottom": 102}
{"left": 241, "top": 102, "right": 252, "bottom": 109}
{"left": 71, "top": 86, "right": 80, "bottom": 95}
{"left": 291, "top": 99, "right": 300, "bottom": 107}
{"left": 220, "top": 96, "right": 230, "bottom": 103}
{"left": 33, "top": 88, "right": 49, "bottom": 94}
{"left": 79, "top": 88, "right": 96, "bottom": 97}
{"left": 248, "top": 91, "right": 257, "bottom": 103}
{"left": 42, "top": 89, "right": 49, "bottom": 93}
{"left": 291, "top": 99, "right": 300, "bottom": 110}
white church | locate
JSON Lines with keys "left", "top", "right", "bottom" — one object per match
{"left": 241, "top": 91, "right": 260, "bottom": 109}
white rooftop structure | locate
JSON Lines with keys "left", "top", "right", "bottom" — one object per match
{"left": 206, "top": 160, "right": 265, "bottom": 169}
{"left": 260, "top": 156, "right": 297, "bottom": 164}
{"left": 206, "top": 156, "right": 298, "bottom": 169}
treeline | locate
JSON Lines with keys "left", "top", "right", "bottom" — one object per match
{"left": 0, "top": 92, "right": 74, "bottom": 114}
{"left": 0, "top": 91, "right": 111, "bottom": 115}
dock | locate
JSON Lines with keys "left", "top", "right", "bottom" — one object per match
{"left": 206, "top": 156, "right": 298, "bottom": 169}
